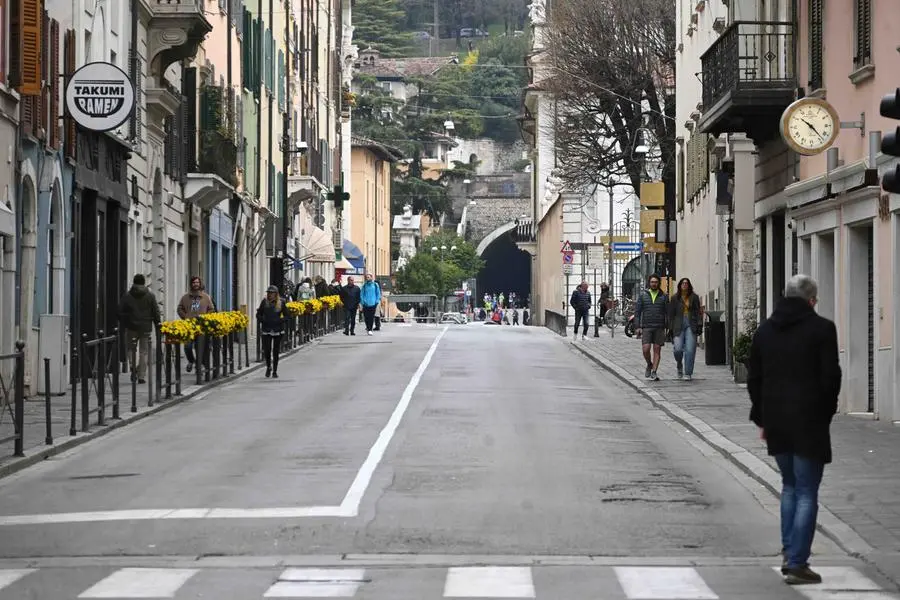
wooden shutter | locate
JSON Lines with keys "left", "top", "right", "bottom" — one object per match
{"left": 183, "top": 67, "right": 198, "bottom": 171}
{"left": 39, "top": 9, "right": 48, "bottom": 140}
{"left": 8, "top": 0, "right": 38, "bottom": 94}
{"left": 49, "top": 18, "right": 60, "bottom": 148}
{"left": 854, "top": 0, "right": 871, "bottom": 68}
{"left": 63, "top": 28, "right": 75, "bottom": 161}
{"left": 808, "top": 0, "right": 823, "bottom": 90}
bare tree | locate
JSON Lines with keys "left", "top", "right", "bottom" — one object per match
{"left": 545, "top": 0, "right": 676, "bottom": 193}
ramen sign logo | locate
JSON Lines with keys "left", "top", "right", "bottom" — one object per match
{"left": 65, "top": 62, "right": 135, "bottom": 132}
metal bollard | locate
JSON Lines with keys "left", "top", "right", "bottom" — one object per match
{"left": 69, "top": 344, "right": 77, "bottom": 437}
{"left": 175, "top": 343, "right": 183, "bottom": 397}
{"left": 165, "top": 343, "right": 172, "bottom": 400}
{"left": 130, "top": 340, "right": 138, "bottom": 413}
{"left": 44, "top": 358, "right": 53, "bottom": 445}
{"left": 154, "top": 328, "right": 163, "bottom": 405}
{"left": 97, "top": 330, "right": 106, "bottom": 426}
{"left": 80, "top": 334, "right": 89, "bottom": 432}
{"left": 111, "top": 329, "right": 120, "bottom": 420}
{"left": 13, "top": 341, "right": 25, "bottom": 457}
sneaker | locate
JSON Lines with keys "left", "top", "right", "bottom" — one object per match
{"left": 684, "top": 374, "right": 692, "bottom": 381}
{"left": 676, "top": 363, "right": 683, "bottom": 379}
{"left": 785, "top": 566, "right": 822, "bottom": 585}
{"left": 186, "top": 362, "right": 194, "bottom": 373}
{"left": 367, "top": 331, "right": 373, "bottom": 336}
{"left": 343, "top": 330, "right": 349, "bottom": 336}
{"left": 138, "top": 379, "right": 146, "bottom": 384}
{"left": 272, "top": 372, "right": 279, "bottom": 379}
{"left": 650, "top": 371, "right": 659, "bottom": 381}
{"left": 781, "top": 552, "right": 788, "bottom": 575}
{"left": 265, "top": 368, "right": 271, "bottom": 378}
{"left": 645, "top": 365, "right": 653, "bottom": 379}
{"left": 582, "top": 334, "right": 586, "bottom": 340}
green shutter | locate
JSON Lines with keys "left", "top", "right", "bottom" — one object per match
{"left": 242, "top": 9, "right": 251, "bottom": 89}
{"left": 277, "top": 50, "right": 285, "bottom": 110}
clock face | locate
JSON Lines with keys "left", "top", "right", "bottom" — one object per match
{"left": 781, "top": 99, "right": 840, "bottom": 155}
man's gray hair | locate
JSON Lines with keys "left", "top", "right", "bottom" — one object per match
{"left": 784, "top": 274, "right": 818, "bottom": 301}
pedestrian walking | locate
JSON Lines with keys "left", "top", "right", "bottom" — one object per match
{"left": 667, "top": 277, "right": 702, "bottom": 381}
{"left": 360, "top": 273, "right": 382, "bottom": 336}
{"left": 598, "top": 282, "right": 610, "bottom": 323}
{"left": 748, "top": 274, "right": 841, "bottom": 585}
{"left": 570, "top": 281, "right": 592, "bottom": 340}
{"left": 512, "top": 308, "right": 519, "bottom": 325}
{"left": 340, "top": 276, "right": 361, "bottom": 335}
{"left": 633, "top": 274, "right": 668, "bottom": 381}
{"left": 256, "top": 285, "right": 287, "bottom": 378}
{"left": 177, "top": 276, "right": 215, "bottom": 373}
{"left": 117, "top": 274, "right": 161, "bottom": 384}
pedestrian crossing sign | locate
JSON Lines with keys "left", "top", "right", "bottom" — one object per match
{"left": 560, "top": 240, "right": 573, "bottom": 253}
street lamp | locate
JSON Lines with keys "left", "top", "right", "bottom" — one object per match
{"left": 431, "top": 243, "right": 457, "bottom": 312}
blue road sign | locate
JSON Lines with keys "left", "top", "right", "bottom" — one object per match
{"left": 611, "top": 242, "right": 643, "bottom": 252}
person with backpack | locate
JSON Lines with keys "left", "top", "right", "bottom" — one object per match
{"left": 360, "top": 274, "right": 382, "bottom": 336}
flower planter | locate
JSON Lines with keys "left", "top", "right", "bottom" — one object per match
{"left": 733, "top": 360, "right": 749, "bottom": 384}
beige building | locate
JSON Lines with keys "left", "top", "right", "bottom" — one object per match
{"left": 350, "top": 137, "right": 402, "bottom": 278}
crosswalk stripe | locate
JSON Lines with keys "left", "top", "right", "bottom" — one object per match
{"left": 799, "top": 592, "right": 899, "bottom": 600}
{"left": 0, "top": 569, "right": 36, "bottom": 591}
{"left": 443, "top": 566, "right": 536, "bottom": 598}
{"left": 264, "top": 568, "right": 366, "bottom": 598}
{"left": 769, "top": 566, "right": 881, "bottom": 591}
{"left": 615, "top": 567, "right": 718, "bottom": 599}
{"left": 77, "top": 567, "right": 199, "bottom": 598}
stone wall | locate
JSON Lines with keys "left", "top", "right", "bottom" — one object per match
{"left": 448, "top": 138, "right": 528, "bottom": 174}
{"left": 465, "top": 195, "right": 532, "bottom": 248}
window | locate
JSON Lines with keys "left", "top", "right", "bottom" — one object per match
{"left": 84, "top": 30, "right": 91, "bottom": 63}
{"left": 808, "top": 0, "right": 823, "bottom": 90}
{"left": 853, "top": 0, "right": 871, "bottom": 69}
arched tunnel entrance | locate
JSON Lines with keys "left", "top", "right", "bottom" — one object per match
{"left": 476, "top": 229, "right": 531, "bottom": 307}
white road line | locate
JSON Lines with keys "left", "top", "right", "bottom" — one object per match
{"left": 615, "top": 567, "right": 718, "bottom": 599}
{"left": 0, "top": 327, "right": 448, "bottom": 526}
{"left": 0, "top": 569, "right": 36, "bottom": 591}
{"left": 443, "top": 566, "right": 536, "bottom": 598}
{"left": 338, "top": 326, "right": 448, "bottom": 515}
{"left": 772, "top": 566, "right": 881, "bottom": 591}
{"left": 799, "top": 593, "right": 898, "bottom": 600}
{"left": 78, "top": 567, "right": 198, "bottom": 598}
{"left": 264, "top": 568, "right": 366, "bottom": 597}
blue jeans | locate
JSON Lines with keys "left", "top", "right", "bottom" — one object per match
{"left": 774, "top": 453, "right": 825, "bottom": 568}
{"left": 673, "top": 327, "right": 697, "bottom": 375}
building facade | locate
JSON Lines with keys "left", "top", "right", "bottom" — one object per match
{"left": 350, "top": 136, "right": 400, "bottom": 278}
{"left": 677, "top": 0, "right": 899, "bottom": 418}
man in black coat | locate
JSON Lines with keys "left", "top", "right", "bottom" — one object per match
{"left": 748, "top": 274, "right": 841, "bottom": 585}
{"left": 340, "top": 276, "right": 361, "bottom": 336}
{"left": 569, "top": 281, "right": 592, "bottom": 340}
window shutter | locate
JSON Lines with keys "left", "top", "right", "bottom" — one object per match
{"left": 63, "top": 28, "right": 75, "bottom": 161}
{"left": 49, "top": 18, "right": 59, "bottom": 148}
{"left": 10, "top": 0, "right": 43, "bottom": 95}
{"left": 277, "top": 50, "right": 285, "bottom": 111}
{"left": 808, "top": 0, "right": 823, "bottom": 90}
{"left": 854, "top": 0, "right": 872, "bottom": 68}
{"left": 241, "top": 9, "right": 250, "bottom": 87}
{"left": 39, "top": 9, "right": 48, "bottom": 140}
{"left": 183, "top": 67, "right": 198, "bottom": 171}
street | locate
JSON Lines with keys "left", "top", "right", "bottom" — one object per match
{"left": 0, "top": 324, "right": 892, "bottom": 598}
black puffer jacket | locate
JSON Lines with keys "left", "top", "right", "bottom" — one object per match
{"left": 118, "top": 285, "right": 161, "bottom": 334}
{"left": 634, "top": 289, "right": 668, "bottom": 329}
{"left": 748, "top": 296, "right": 841, "bottom": 463}
{"left": 570, "top": 289, "right": 592, "bottom": 312}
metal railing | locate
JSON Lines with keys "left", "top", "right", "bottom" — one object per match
{"left": 0, "top": 342, "right": 25, "bottom": 456}
{"left": 701, "top": 21, "right": 795, "bottom": 110}
{"left": 80, "top": 330, "right": 120, "bottom": 431}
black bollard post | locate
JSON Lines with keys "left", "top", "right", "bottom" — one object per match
{"left": 44, "top": 358, "right": 53, "bottom": 445}
{"left": 13, "top": 341, "right": 25, "bottom": 457}
{"left": 97, "top": 330, "right": 106, "bottom": 426}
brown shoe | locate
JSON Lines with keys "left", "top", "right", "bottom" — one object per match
{"left": 785, "top": 566, "right": 822, "bottom": 585}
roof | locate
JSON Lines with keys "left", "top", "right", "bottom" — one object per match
{"left": 351, "top": 136, "right": 404, "bottom": 162}
{"left": 355, "top": 53, "right": 458, "bottom": 80}
{"left": 392, "top": 213, "right": 422, "bottom": 230}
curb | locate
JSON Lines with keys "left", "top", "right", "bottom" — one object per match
{"left": 568, "top": 341, "right": 875, "bottom": 561}
{"left": 0, "top": 337, "right": 327, "bottom": 481}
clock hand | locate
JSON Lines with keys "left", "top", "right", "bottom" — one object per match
{"left": 801, "top": 119, "right": 826, "bottom": 141}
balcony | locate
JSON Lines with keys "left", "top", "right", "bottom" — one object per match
{"left": 697, "top": 21, "right": 796, "bottom": 143}
{"left": 288, "top": 152, "right": 325, "bottom": 205}
{"left": 143, "top": 0, "right": 213, "bottom": 83}
{"left": 184, "top": 85, "right": 238, "bottom": 208}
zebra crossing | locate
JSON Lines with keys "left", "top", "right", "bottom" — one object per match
{"left": 0, "top": 564, "right": 896, "bottom": 599}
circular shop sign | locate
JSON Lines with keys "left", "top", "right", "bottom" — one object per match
{"left": 65, "top": 62, "right": 135, "bottom": 132}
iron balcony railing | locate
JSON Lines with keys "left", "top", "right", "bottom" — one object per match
{"left": 701, "top": 21, "right": 795, "bottom": 110}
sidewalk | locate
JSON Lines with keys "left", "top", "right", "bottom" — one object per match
{"left": 569, "top": 329, "right": 900, "bottom": 583}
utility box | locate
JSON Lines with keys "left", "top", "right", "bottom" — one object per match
{"left": 38, "top": 314, "right": 69, "bottom": 395}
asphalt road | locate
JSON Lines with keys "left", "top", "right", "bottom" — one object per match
{"left": 0, "top": 324, "right": 891, "bottom": 599}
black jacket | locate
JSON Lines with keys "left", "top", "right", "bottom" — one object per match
{"left": 667, "top": 292, "right": 702, "bottom": 335}
{"left": 341, "top": 284, "right": 361, "bottom": 310}
{"left": 634, "top": 289, "right": 668, "bottom": 329}
{"left": 570, "top": 289, "right": 591, "bottom": 312}
{"left": 118, "top": 285, "right": 161, "bottom": 334}
{"left": 256, "top": 298, "right": 287, "bottom": 333}
{"left": 748, "top": 296, "right": 842, "bottom": 464}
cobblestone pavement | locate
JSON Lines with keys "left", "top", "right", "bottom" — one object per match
{"left": 569, "top": 328, "right": 900, "bottom": 581}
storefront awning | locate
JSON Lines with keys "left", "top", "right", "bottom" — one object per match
{"left": 342, "top": 239, "right": 366, "bottom": 272}
{"left": 303, "top": 226, "right": 335, "bottom": 262}
{"left": 335, "top": 256, "right": 355, "bottom": 271}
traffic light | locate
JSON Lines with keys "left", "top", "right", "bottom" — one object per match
{"left": 327, "top": 185, "right": 350, "bottom": 210}
{"left": 880, "top": 88, "right": 900, "bottom": 194}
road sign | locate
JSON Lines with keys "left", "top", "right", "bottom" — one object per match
{"left": 562, "top": 252, "right": 574, "bottom": 264}
{"left": 562, "top": 264, "right": 573, "bottom": 275}
{"left": 612, "top": 242, "right": 643, "bottom": 252}
{"left": 560, "top": 240, "right": 573, "bottom": 253}
{"left": 587, "top": 244, "right": 605, "bottom": 269}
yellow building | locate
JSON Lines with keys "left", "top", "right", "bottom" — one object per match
{"left": 349, "top": 137, "right": 402, "bottom": 278}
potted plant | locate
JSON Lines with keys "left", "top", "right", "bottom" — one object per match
{"left": 731, "top": 320, "right": 757, "bottom": 384}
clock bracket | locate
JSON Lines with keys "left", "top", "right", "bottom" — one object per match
{"left": 840, "top": 112, "right": 866, "bottom": 138}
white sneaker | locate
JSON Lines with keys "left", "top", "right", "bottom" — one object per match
{"left": 367, "top": 331, "right": 373, "bottom": 336}
{"left": 582, "top": 334, "right": 586, "bottom": 340}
